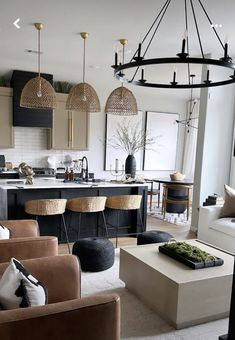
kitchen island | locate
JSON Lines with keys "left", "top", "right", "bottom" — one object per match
{"left": 0, "top": 178, "right": 148, "bottom": 242}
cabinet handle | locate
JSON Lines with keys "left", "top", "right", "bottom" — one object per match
{"left": 68, "top": 118, "right": 72, "bottom": 144}
{"left": 71, "top": 118, "right": 73, "bottom": 144}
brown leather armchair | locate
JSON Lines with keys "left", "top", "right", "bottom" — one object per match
{"left": 0, "top": 255, "right": 120, "bottom": 340}
{"left": 0, "top": 219, "right": 58, "bottom": 262}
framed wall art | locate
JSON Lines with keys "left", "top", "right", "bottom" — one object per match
{"left": 143, "top": 111, "right": 179, "bottom": 171}
{"left": 104, "top": 111, "right": 144, "bottom": 172}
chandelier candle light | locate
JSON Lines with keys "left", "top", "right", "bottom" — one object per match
{"left": 112, "top": 0, "right": 235, "bottom": 89}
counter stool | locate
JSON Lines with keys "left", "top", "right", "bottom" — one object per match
{"left": 105, "top": 195, "right": 143, "bottom": 248}
{"left": 66, "top": 196, "right": 107, "bottom": 239}
{"left": 25, "top": 198, "right": 70, "bottom": 253}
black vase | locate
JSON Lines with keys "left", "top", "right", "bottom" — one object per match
{"left": 125, "top": 154, "right": 136, "bottom": 178}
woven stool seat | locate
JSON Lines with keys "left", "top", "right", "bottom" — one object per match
{"left": 105, "top": 194, "right": 143, "bottom": 247}
{"left": 137, "top": 230, "right": 173, "bottom": 245}
{"left": 66, "top": 196, "right": 106, "bottom": 213}
{"left": 25, "top": 199, "right": 67, "bottom": 215}
{"left": 106, "top": 195, "right": 142, "bottom": 210}
{"left": 66, "top": 197, "right": 107, "bottom": 239}
{"left": 72, "top": 237, "right": 114, "bottom": 272}
{"left": 25, "top": 198, "right": 70, "bottom": 253}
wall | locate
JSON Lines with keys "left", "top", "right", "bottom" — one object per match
{"left": 0, "top": 84, "right": 189, "bottom": 180}
{"left": 191, "top": 64, "right": 235, "bottom": 229}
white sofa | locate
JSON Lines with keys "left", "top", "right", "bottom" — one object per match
{"left": 198, "top": 205, "right": 235, "bottom": 254}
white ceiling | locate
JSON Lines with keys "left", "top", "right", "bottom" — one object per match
{"left": 1, "top": 0, "right": 235, "bottom": 85}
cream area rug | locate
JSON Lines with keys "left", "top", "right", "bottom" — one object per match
{"left": 81, "top": 250, "right": 229, "bottom": 340}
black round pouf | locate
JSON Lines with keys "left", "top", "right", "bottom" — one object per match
{"left": 137, "top": 230, "right": 173, "bottom": 245}
{"left": 72, "top": 238, "right": 115, "bottom": 272}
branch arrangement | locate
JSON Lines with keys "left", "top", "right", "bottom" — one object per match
{"left": 107, "top": 120, "right": 156, "bottom": 155}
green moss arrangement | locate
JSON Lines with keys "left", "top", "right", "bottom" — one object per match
{"left": 164, "top": 241, "right": 216, "bottom": 263}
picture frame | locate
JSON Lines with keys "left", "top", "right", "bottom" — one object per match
{"left": 143, "top": 111, "right": 179, "bottom": 171}
{"left": 104, "top": 111, "right": 144, "bottom": 172}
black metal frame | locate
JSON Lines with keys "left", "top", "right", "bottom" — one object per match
{"left": 112, "top": 0, "right": 235, "bottom": 89}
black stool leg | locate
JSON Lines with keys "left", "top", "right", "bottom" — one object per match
{"left": 61, "top": 214, "right": 70, "bottom": 254}
{"left": 77, "top": 212, "right": 82, "bottom": 239}
{"left": 101, "top": 210, "right": 108, "bottom": 237}
{"left": 115, "top": 210, "right": 120, "bottom": 248}
{"left": 138, "top": 209, "right": 144, "bottom": 233}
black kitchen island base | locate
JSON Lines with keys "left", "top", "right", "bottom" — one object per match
{"left": 2, "top": 182, "right": 148, "bottom": 243}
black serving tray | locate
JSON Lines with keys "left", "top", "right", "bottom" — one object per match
{"left": 159, "top": 245, "right": 224, "bottom": 269}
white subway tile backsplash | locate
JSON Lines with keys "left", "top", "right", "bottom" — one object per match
{"left": 0, "top": 127, "right": 82, "bottom": 168}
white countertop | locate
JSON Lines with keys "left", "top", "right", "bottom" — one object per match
{"left": 0, "top": 178, "right": 147, "bottom": 190}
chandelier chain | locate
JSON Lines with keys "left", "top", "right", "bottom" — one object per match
{"left": 130, "top": 0, "right": 171, "bottom": 82}
{"left": 190, "top": 0, "right": 204, "bottom": 58}
{"left": 198, "top": 0, "right": 224, "bottom": 50}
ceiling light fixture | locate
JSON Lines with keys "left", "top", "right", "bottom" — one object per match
{"left": 105, "top": 39, "right": 138, "bottom": 115}
{"left": 176, "top": 74, "right": 198, "bottom": 132}
{"left": 20, "top": 23, "right": 56, "bottom": 109}
{"left": 112, "top": 0, "right": 235, "bottom": 89}
{"left": 65, "top": 32, "right": 100, "bottom": 112}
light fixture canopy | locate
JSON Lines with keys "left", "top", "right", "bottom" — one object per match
{"left": 65, "top": 32, "right": 100, "bottom": 112}
{"left": 112, "top": 0, "right": 235, "bottom": 89}
{"left": 20, "top": 23, "right": 56, "bottom": 109}
{"left": 105, "top": 39, "right": 138, "bottom": 115}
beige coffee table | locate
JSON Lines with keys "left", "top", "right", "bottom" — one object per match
{"left": 119, "top": 240, "right": 234, "bottom": 329}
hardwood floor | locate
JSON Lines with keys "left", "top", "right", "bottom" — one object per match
{"left": 58, "top": 214, "right": 196, "bottom": 255}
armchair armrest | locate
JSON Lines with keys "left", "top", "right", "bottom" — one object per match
{"left": 198, "top": 205, "right": 223, "bottom": 238}
{"left": 0, "top": 236, "right": 58, "bottom": 263}
{"left": 0, "top": 220, "right": 39, "bottom": 237}
{"left": 0, "top": 255, "right": 80, "bottom": 303}
{"left": 0, "top": 294, "right": 120, "bottom": 340}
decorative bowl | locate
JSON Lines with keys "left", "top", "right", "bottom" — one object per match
{"left": 170, "top": 172, "right": 185, "bottom": 181}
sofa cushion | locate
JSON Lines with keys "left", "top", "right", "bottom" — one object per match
{"left": 0, "top": 224, "right": 10, "bottom": 240}
{"left": 209, "top": 218, "right": 235, "bottom": 238}
{"left": 0, "top": 258, "right": 48, "bottom": 310}
{"left": 220, "top": 184, "right": 235, "bottom": 217}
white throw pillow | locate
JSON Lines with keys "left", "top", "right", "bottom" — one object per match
{"left": 0, "top": 258, "right": 47, "bottom": 310}
{"left": 0, "top": 224, "right": 10, "bottom": 240}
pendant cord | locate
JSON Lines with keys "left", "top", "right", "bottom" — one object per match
{"left": 38, "top": 29, "right": 41, "bottom": 78}
{"left": 83, "top": 38, "right": 86, "bottom": 83}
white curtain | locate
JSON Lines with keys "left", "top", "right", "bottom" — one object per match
{"left": 182, "top": 100, "right": 199, "bottom": 179}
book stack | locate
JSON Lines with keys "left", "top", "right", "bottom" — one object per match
{"left": 203, "top": 194, "right": 224, "bottom": 206}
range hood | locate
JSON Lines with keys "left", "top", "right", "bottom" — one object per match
{"left": 11, "top": 70, "right": 54, "bottom": 128}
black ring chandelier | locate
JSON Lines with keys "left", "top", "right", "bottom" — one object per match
{"left": 112, "top": 0, "right": 235, "bottom": 89}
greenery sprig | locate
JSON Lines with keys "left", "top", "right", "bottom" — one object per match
{"left": 107, "top": 120, "right": 156, "bottom": 155}
{"left": 164, "top": 241, "right": 216, "bottom": 262}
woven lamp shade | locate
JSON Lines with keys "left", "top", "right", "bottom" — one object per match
{"left": 105, "top": 86, "right": 138, "bottom": 115}
{"left": 20, "top": 76, "right": 56, "bottom": 109}
{"left": 65, "top": 82, "right": 100, "bottom": 112}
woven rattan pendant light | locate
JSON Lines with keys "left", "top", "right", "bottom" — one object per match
{"left": 105, "top": 39, "right": 138, "bottom": 115}
{"left": 65, "top": 32, "right": 100, "bottom": 112}
{"left": 20, "top": 23, "right": 56, "bottom": 110}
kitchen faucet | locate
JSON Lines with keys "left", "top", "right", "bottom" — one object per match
{"left": 81, "top": 156, "right": 89, "bottom": 181}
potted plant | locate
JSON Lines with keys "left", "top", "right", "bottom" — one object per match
{"left": 107, "top": 119, "right": 156, "bottom": 178}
